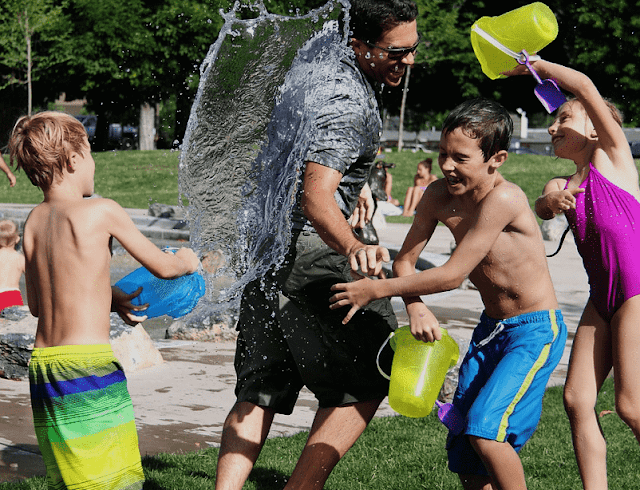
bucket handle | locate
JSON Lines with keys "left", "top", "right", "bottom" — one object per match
{"left": 472, "top": 25, "right": 541, "bottom": 63}
{"left": 376, "top": 330, "right": 395, "bottom": 380}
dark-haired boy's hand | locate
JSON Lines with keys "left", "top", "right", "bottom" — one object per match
{"left": 329, "top": 271, "right": 377, "bottom": 324}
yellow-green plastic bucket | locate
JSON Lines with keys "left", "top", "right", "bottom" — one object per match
{"left": 378, "top": 325, "right": 459, "bottom": 418}
{"left": 471, "top": 2, "right": 558, "bottom": 80}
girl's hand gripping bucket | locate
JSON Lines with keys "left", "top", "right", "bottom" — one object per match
{"left": 377, "top": 325, "right": 459, "bottom": 418}
{"left": 470, "top": 2, "right": 558, "bottom": 80}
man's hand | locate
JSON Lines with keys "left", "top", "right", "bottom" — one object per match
{"left": 350, "top": 183, "right": 375, "bottom": 230}
{"left": 111, "top": 286, "right": 148, "bottom": 326}
{"left": 347, "top": 243, "right": 390, "bottom": 278}
{"left": 329, "top": 271, "right": 377, "bottom": 324}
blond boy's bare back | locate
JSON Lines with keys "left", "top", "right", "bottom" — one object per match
{"left": 25, "top": 196, "right": 198, "bottom": 348}
{"left": 25, "top": 198, "right": 115, "bottom": 346}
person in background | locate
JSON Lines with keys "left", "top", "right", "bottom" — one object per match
{"left": 0, "top": 220, "right": 25, "bottom": 311}
{"left": 402, "top": 157, "right": 437, "bottom": 216}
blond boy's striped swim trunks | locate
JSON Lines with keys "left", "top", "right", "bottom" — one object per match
{"left": 29, "top": 344, "right": 144, "bottom": 490}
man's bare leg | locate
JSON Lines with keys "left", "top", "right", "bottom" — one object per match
{"left": 284, "top": 398, "right": 383, "bottom": 489}
{"left": 215, "top": 401, "right": 276, "bottom": 490}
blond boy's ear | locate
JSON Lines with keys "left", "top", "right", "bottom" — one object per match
{"left": 489, "top": 150, "right": 508, "bottom": 169}
{"left": 67, "top": 151, "right": 81, "bottom": 172}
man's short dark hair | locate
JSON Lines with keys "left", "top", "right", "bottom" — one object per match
{"left": 349, "top": 0, "right": 418, "bottom": 44}
{"left": 442, "top": 98, "right": 513, "bottom": 162}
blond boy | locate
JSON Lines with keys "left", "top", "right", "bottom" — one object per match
{"left": 330, "top": 99, "right": 567, "bottom": 489}
{"left": 9, "top": 111, "right": 199, "bottom": 490}
{"left": 0, "top": 220, "right": 25, "bottom": 311}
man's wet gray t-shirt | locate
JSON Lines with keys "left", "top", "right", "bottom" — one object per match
{"left": 287, "top": 52, "right": 382, "bottom": 232}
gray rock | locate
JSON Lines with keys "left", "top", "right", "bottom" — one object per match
{"left": 148, "top": 203, "right": 185, "bottom": 220}
{"left": 0, "top": 307, "right": 163, "bottom": 380}
{"left": 540, "top": 214, "right": 569, "bottom": 241}
{"left": 166, "top": 310, "right": 238, "bottom": 342}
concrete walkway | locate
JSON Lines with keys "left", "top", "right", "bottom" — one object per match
{"left": 0, "top": 205, "right": 587, "bottom": 482}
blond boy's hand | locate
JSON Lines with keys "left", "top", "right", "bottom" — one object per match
{"left": 173, "top": 247, "right": 200, "bottom": 274}
{"left": 329, "top": 271, "right": 376, "bottom": 324}
{"left": 111, "top": 286, "right": 148, "bottom": 325}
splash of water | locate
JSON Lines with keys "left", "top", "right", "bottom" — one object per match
{"left": 179, "top": 0, "right": 350, "bottom": 316}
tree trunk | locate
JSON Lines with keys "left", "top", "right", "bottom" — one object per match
{"left": 139, "top": 102, "right": 156, "bottom": 151}
{"left": 397, "top": 65, "right": 411, "bottom": 152}
{"left": 25, "top": 12, "right": 32, "bottom": 116}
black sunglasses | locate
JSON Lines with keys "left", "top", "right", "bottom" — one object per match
{"left": 365, "top": 34, "right": 422, "bottom": 60}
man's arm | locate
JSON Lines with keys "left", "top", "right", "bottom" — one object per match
{"left": 301, "top": 162, "right": 389, "bottom": 277}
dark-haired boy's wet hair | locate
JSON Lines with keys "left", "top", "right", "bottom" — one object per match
{"left": 350, "top": 0, "right": 418, "bottom": 44}
{"left": 442, "top": 98, "right": 513, "bottom": 162}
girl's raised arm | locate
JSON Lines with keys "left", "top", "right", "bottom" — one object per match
{"left": 528, "top": 60, "right": 633, "bottom": 171}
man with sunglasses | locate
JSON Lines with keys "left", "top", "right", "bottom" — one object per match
{"left": 215, "top": 1, "right": 419, "bottom": 488}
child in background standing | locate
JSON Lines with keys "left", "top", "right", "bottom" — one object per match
{"left": 0, "top": 220, "right": 25, "bottom": 311}
{"left": 9, "top": 111, "right": 200, "bottom": 490}
{"left": 517, "top": 60, "right": 640, "bottom": 489}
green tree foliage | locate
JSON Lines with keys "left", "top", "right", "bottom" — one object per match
{"left": 0, "top": 0, "right": 72, "bottom": 115}
{"left": 559, "top": 0, "right": 640, "bottom": 125}
{"left": 1, "top": 0, "right": 640, "bottom": 148}
{"left": 142, "top": 0, "right": 229, "bottom": 146}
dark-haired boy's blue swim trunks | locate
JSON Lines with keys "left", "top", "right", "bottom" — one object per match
{"left": 447, "top": 309, "right": 567, "bottom": 476}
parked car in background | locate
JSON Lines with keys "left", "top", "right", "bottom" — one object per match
{"left": 630, "top": 141, "right": 640, "bottom": 158}
{"left": 75, "top": 115, "right": 139, "bottom": 150}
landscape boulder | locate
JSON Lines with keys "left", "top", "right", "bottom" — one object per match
{"left": 0, "top": 306, "right": 163, "bottom": 380}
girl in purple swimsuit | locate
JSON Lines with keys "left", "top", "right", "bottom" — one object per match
{"left": 511, "top": 60, "right": 640, "bottom": 489}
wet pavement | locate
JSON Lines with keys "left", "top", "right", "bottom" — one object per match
{"left": 0, "top": 206, "right": 587, "bottom": 482}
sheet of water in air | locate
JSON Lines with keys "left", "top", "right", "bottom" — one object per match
{"left": 179, "top": 0, "right": 350, "bottom": 319}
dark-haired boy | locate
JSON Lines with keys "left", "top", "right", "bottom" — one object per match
{"left": 330, "top": 98, "right": 567, "bottom": 489}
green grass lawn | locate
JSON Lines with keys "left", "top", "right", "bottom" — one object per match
{"left": 3, "top": 149, "right": 636, "bottom": 214}
{"left": 2, "top": 378, "right": 638, "bottom": 489}
{"left": 1, "top": 150, "right": 182, "bottom": 209}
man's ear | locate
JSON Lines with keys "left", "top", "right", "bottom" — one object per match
{"left": 350, "top": 38, "right": 366, "bottom": 57}
{"left": 489, "top": 150, "right": 508, "bottom": 169}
